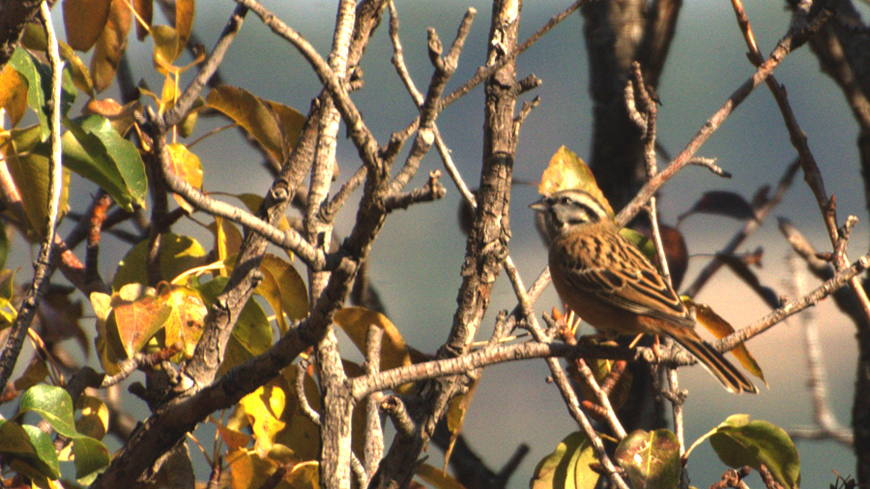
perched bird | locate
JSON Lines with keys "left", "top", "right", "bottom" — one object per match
{"left": 531, "top": 189, "right": 757, "bottom": 394}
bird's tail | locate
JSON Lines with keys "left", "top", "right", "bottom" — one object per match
{"left": 669, "top": 332, "right": 758, "bottom": 394}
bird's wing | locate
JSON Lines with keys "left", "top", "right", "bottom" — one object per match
{"left": 565, "top": 231, "right": 695, "bottom": 328}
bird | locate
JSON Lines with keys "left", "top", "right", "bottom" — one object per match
{"left": 530, "top": 188, "right": 757, "bottom": 394}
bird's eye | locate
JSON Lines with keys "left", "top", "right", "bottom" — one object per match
{"left": 559, "top": 196, "right": 572, "bottom": 206}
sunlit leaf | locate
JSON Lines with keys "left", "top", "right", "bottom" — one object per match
{"left": 23, "top": 26, "right": 97, "bottom": 99}
{"left": 75, "top": 394, "right": 109, "bottom": 441}
{"left": 683, "top": 298, "right": 765, "bottom": 385}
{"left": 709, "top": 415, "right": 800, "bottom": 489}
{"left": 63, "top": 0, "right": 112, "bottom": 51}
{"left": 112, "top": 233, "right": 207, "bottom": 290}
{"left": 415, "top": 464, "right": 467, "bottom": 489}
{"left": 444, "top": 376, "right": 480, "bottom": 470}
{"left": 208, "top": 216, "right": 243, "bottom": 267}
{"left": 83, "top": 98, "right": 141, "bottom": 136}
{"left": 266, "top": 101, "right": 306, "bottom": 153}
{"left": 210, "top": 416, "right": 251, "bottom": 451}
{"left": 538, "top": 146, "right": 613, "bottom": 218}
{"left": 91, "top": 291, "right": 122, "bottom": 374}
{"left": 110, "top": 284, "right": 173, "bottom": 358}
{"left": 152, "top": 25, "right": 184, "bottom": 74}
{"left": 206, "top": 85, "right": 286, "bottom": 162}
{"left": 175, "top": 0, "right": 195, "bottom": 51}
{"left": 0, "top": 64, "right": 28, "bottom": 127}
{"left": 531, "top": 431, "right": 600, "bottom": 489}
{"left": 226, "top": 448, "right": 298, "bottom": 489}
{"left": 240, "top": 379, "right": 288, "bottom": 455}
{"left": 91, "top": 0, "right": 132, "bottom": 93}
{"left": 258, "top": 254, "right": 308, "bottom": 332}
{"left": 161, "top": 284, "right": 208, "bottom": 359}
{"left": 614, "top": 429, "right": 681, "bottom": 489}
{"left": 167, "top": 142, "right": 203, "bottom": 212}
{"left": 287, "top": 461, "right": 319, "bottom": 489}
{"left": 178, "top": 96, "right": 204, "bottom": 138}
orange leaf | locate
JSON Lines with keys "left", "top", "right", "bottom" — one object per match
{"left": 63, "top": 0, "right": 112, "bottom": 51}
{"left": 111, "top": 284, "right": 172, "bottom": 358}
{"left": 0, "top": 65, "right": 28, "bottom": 127}
{"left": 684, "top": 298, "right": 767, "bottom": 386}
{"left": 90, "top": 0, "right": 132, "bottom": 93}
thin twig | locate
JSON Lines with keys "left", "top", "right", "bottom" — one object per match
{"left": 718, "top": 251, "right": 870, "bottom": 352}
{"left": 0, "top": 5, "right": 64, "bottom": 391}
{"left": 615, "top": 8, "right": 832, "bottom": 227}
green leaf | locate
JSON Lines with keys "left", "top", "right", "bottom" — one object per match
{"left": 21, "top": 425, "right": 61, "bottom": 480}
{"left": 614, "top": 429, "right": 681, "bottom": 489}
{"left": 9, "top": 49, "right": 48, "bottom": 136}
{"left": 710, "top": 415, "right": 800, "bottom": 489}
{"left": 59, "top": 114, "right": 147, "bottom": 211}
{"left": 2, "top": 125, "right": 71, "bottom": 239}
{"left": 19, "top": 385, "right": 110, "bottom": 480}
{"left": 20, "top": 384, "right": 78, "bottom": 438}
{"left": 8, "top": 48, "right": 76, "bottom": 136}
{"left": 0, "top": 420, "right": 61, "bottom": 480}
{"left": 531, "top": 431, "right": 600, "bottom": 489}
{"left": 72, "top": 436, "right": 110, "bottom": 480}
{"left": 112, "top": 233, "right": 207, "bottom": 290}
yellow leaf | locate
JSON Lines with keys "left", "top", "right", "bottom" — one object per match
{"left": 240, "top": 379, "right": 288, "bottom": 456}
{"left": 226, "top": 449, "right": 287, "bottom": 489}
{"left": 684, "top": 298, "right": 766, "bottom": 386}
{"left": 90, "top": 0, "right": 132, "bottom": 93}
{"left": 333, "top": 307, "right": 412, "bottom": 385}
{"left": 287, "top": 461, "right": 319, "bottom": 489}
{"left": 210, "top": 416, "right": 252, "bottom": 451}
{"left": 166, "top": 143, "right": 203, "bottom": 212}
{"left": 443, "top": 376, "right": 480, "bottom": 470}
{"left": 206, "top": 86, "right": 287, "bottom": 162}
{"left": 161, "top": 285, "right": 207, "bottom": 359}
{"left": 208, "top": 216, "right": 243, "bottom": 267}
{"left": 0, "top": 65, "right": 28, "bottom": 127}
{"left": 112, "top": 233, "right": 207, "bottom": 290}
{"left": 174, "top": 0, "right": 195, "bottom": 51}
{"left": 75, "top": 394, "right": 109, "bottom": 440}
{"left": 538, "top": 146, "right": 613, "bottom": 217}
{"left": 415, "top": 464, "right": 467, "bottom": 489}
{"left": 152, "top": 25, "right": 183, "bottom": 75}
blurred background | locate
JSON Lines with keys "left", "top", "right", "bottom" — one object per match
{"left": 10, "top": 0, "right": 867, "bottom": 487}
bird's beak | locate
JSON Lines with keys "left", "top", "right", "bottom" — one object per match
{"left": 529, "top": 198, "right": 548, "bottom": 213}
